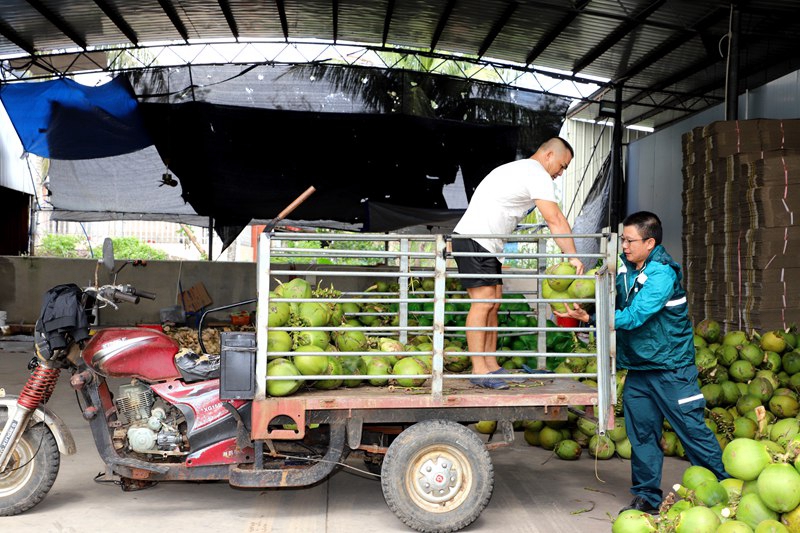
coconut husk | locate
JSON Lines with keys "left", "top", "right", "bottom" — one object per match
{"left": 162, "top": 324, "right": 255, "bottom": 354}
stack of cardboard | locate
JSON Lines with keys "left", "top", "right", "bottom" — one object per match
{"left": 681, "top": 119, "right": 800, "bottom": 332}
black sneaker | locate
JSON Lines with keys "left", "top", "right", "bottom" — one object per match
{"left": 619, "top": 496, "right": 659, "bottom": 515}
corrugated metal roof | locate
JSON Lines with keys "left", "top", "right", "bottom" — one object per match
{"left": 1, "top": 0, "right": 799, "bottom": 129}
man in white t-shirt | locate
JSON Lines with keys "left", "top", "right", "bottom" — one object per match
{"left": 452, "top": 137, "right": 584, "bottom": 389}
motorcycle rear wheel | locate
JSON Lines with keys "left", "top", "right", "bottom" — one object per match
{"left": 0, "top": 411, "right": 60, "bottom": 516}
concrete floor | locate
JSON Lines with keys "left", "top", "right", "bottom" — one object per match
{"left": 0, "top": 339, "right": 687, "bottom": 533}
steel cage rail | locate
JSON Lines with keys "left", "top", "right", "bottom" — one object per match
{"left": 254, "top": 230, "right": 617, "bottom": 436}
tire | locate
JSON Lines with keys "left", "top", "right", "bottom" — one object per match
{"left": 0, "top": 411, "right": 61, "bottom": 516}
{"left": 381, "top": 420, "right": 494, "bottom": 533}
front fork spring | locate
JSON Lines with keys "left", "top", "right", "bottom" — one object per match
{"left": 18, "top": 363, "right": 61, "bottom": 410}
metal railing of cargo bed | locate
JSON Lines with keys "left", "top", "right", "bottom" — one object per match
{"left": 255, "top": 231, "right": 617, "bottom": 433}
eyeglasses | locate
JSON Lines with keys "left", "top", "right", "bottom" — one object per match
{"left": 620, "top": 237, "right": 645, "bottom": 246}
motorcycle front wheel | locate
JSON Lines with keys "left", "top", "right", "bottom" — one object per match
{"left": 0, "top": 411, "right": 60, "bottom": 516}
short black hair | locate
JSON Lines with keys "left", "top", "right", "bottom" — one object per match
{"left": 555, "top": 137, "right": 574, "bottom": 157}
{"left": 622, "top": 211, "right": 662, "bottom": 245}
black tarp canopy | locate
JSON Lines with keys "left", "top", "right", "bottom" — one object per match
{"left": 1, "top": 63, "right": 570, "bottom": 247}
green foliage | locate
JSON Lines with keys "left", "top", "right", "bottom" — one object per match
{"left": 111, "top": 237, "right": 168, "bottom": 260}
{"left": 273, "top": 230, "right": 386, "bottom": 266}
{"left": 38, "top": 234, "right": 85, "bottom": 258}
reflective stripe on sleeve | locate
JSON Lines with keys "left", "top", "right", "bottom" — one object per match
{"left": 665, "top": 296, "right": 687, "bottom": 307}
{"left": 678, "top": 393, "right": 704, "bottom": 405}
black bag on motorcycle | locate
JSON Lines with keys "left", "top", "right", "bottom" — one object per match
{"left": 34, "top": 283, "right": 91, "bottom": 360}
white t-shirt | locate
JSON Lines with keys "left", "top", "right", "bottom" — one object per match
{"left": 453, "top": 158, "right": 557, "bottom": 255}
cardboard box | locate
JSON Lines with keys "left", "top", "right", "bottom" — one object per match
{"left": 180, "top": 282, "right": 213, "bottom": 313}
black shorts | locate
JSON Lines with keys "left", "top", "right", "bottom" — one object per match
{"left": 451, "top": 236, "right": 502, "bottom": 288}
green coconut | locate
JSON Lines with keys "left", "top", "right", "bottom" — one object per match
{"left": 723, "top": 330, "right": 748, "bottom": 347}
{"left": 333, "top": 327, "right": 368, "bottom": 352}
{"left": 761, "top": 331, "right": 788, "bottom": 354}
{"left": 661, "top": 431, "right": 679, "bottom": 456}
{"left": 392, "top": 357, "right": 427, "bottom": 387}
{"left": 674, "top": 505, "right": 720, "bottom": 533}
{"left": 588, "top": 434, "right": 615, "bottom": 459}
{"left": 339, "top": 355, "right": 367, "bottom": 387}
{"left": 292, "top": 345, "right": 330, "bottom": 376}
{"left": 757, "top": 463, "right": 800, "bottom": 513}
{"left": 781, "top": 504, "right": 800, "bottom": 532}
{"left": 753, "top": 520, "right": 788, "bottom": 533}
{"left": 474, "top": 421, "right": 497, "bottom": 434}
{"left": 748, "top": 377, "right": 775, "bottom": 402}
{"left": 611, "top": 510, "right": 656, "bottom": 533}
{"left": 554, "top": 439, "right": 582, "bottom": 460}
{"left": 274, "top": 278, "right": 312, "bottom": 299}
{"left": 313, "top": 356, "right": 343, "bottom": 390}
{"left": 266, "top": 358, "right": 302, "bottom": 397}
{"left": 294, "top": 329, "right": 330, "bottom": 350}
{"left": 782, "top": 350, "right": 800, "bottom": 374}
{"left": 696, "top": 319, "right": 722, "bottom": 343}
{"left": 545, "top": 261, "right": 576, "bottom": 292}
{"left": 737, "top": 395, "right": 763, "bottom": 415}
{"left": 722, "top": 438, "right": 772, "bottom": 481}
{"left": 267, "top": 292, "right": 291, "bottom": 327}
{"left": 733, "top": 417, "right": 758, "bottom": 439}
{"left": 607, "top": 417, "right": 627, "bottom": 442}
{"left": 716, "top": 521, "right": 754, "bottom": 533}
{"left": 737, "top": 493, "right": 779, "bottom": 530}
{"left": 739, "top": 343, "right": 764, "bottom": 366}
{"left": 538, "top": 426, "right": 564, "bottom": 450}
{"left": 616, "top": 437, "right": 632, "bottom": 459}
{"left": 720, "top": 477, "right": 744, "bottom": 501}
{"left": 717, "top": 344, "right": 740, "bottom": 367}
{"left": 366, "top": 358, "right": 391, "bottom": 386}
{"left": 729, "top": 360, "right": 757, "bottom": 383}
{"left": 523, "top": 429, "right": 540, "bottom": 446}
{"left": 682, "top": 465, "right": 718, "bottom": 491}
{"left": 769, "top": 418, "right": 800, "bottom": 447}
{"left": 267, "top": 330, "right": 293, "bottom": 353}
{"left": 769, "top": 393, "right": 800, "bottom": 418}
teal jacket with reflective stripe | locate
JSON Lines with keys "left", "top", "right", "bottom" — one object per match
{"left": 615, "top": 245, "right": 695, "bottom": 370}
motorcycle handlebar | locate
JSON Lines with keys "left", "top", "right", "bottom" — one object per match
{"left": 131, "top": 289, "right": 157, "bottom": 300}
{"left": 114, "top": 290, "right": 140, "bottom": 304}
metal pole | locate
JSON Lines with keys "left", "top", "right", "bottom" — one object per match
{"left": 208, "top": 217, "right": 214, "bottom": 261}
{"left": 610, "top": 83, "right": 624, "bottom": 228}
{"left": 725, "top": 5, "right": 740, "bottom": 121}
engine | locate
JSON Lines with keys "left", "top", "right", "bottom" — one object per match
{"left": 113, "top": 380, "right": 187, "bottom": 455}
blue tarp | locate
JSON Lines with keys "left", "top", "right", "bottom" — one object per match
{"left": 0, "top": 76, "right": 151, "bottom": 159}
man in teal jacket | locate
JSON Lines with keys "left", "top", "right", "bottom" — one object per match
{"left": 556, "top": 211, "right": 726, "bottom": 514}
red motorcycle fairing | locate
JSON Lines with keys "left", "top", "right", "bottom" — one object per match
{"left": 83, "top": 328, "right": 181, "bottom": 382}
{"left": 185, "top": 438, "right": 254, "bottom": 467}
{"left": 151, "top": 380, "right": 251, "bottom": 467}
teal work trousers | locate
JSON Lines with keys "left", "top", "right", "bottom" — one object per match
{"left": 623, "top": 365, "right": 727, "bottom": 508}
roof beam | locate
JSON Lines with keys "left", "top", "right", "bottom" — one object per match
{"left": 0, "top": 18, "right": 36, "bottom": 55}
{"left": 275, "top": 0, "right": 289, "bottom": 41}
{"left": 572, "top": 0, "right": 666, "bottom": 74}
{"left": 381, "top": 0, "right": 395, "bottom": 46}
{"left": 217, "top": 0, "right": 239, "bottom": 40}
{"left": 613, "top": 6, "right": 727, "bottom": 83}
{"left": 526, "top": 0, "right": 591, "bottom": 65}
{"left": 477, "top": 1, "right": 517, "bottom": 58}
{"left": 157, "top": 0, "right": 189, "bottom": 42}
{"left": 25, "top": 0, "right": 87, "bottom": 49}
{"left": 624, "top": 36, "right": 797, "bottom": 126}
{"left": 332, "top": 0, "right": 339, "bottom": 43}
{"left": 429, "top": 0, "right": 456, "bottom": 52}
{"left": 93, "top": 0, "right": 138, "bottom": 46}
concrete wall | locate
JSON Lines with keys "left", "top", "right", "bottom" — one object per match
{"left": 0, "top": 256, "right": 383, "bottom": 326}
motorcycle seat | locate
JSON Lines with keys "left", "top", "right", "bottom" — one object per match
{"left": 174, "top": 349, "right": 221, "bottom": 382}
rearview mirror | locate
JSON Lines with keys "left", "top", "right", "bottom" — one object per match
{"left": 101, "top": 238, "right": 115, "bottom": 271}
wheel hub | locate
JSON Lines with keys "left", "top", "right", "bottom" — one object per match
{"left": 414, "top": 454, "right": 463, "bottom": 504}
